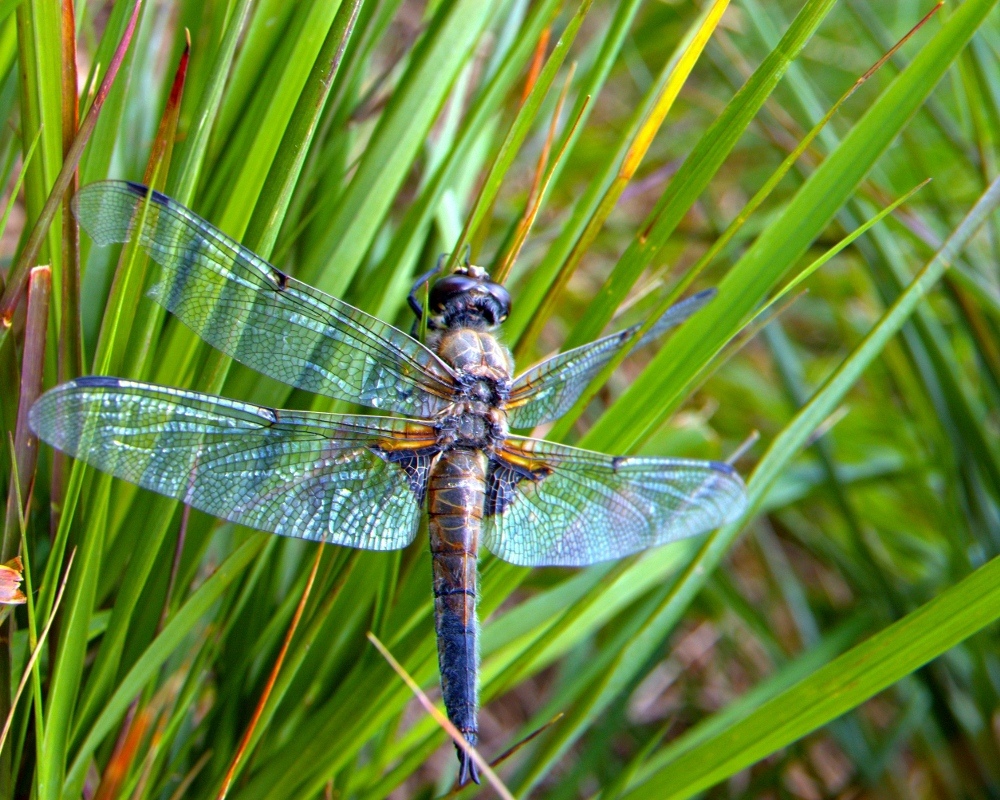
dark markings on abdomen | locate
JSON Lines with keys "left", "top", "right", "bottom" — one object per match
{"left": 427, "top": 447, "right": 487, "bottom": 755}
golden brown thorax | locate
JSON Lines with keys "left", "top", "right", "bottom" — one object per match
{"left": 433, "top": 328, "right": 514, "bottom": 382}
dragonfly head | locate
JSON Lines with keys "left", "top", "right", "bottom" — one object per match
{"left": 426, "top": 264, "right": 510, "bottom": 331}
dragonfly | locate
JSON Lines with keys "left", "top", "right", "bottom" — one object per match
{"left": 30, "top": 181, "right": 748, "bottom": 785}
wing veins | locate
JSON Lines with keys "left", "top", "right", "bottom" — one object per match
{"left": 143, "top": 229, "right": 456, "bottom": 396}
{"left": 76, "top": 182, "right": 458, "bottom": 411}
{"left": 147, "top": 240, "right": 450, "bottom": 393}
{"left": 484, "top": 436, "right": 747, "bottom": 566}
{"left": 29, "top": 378, "right": 438, "bottom": 549}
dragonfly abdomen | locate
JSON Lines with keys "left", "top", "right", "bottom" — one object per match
{"left": 427, "top": 447, "right": 487, "bottom": 785}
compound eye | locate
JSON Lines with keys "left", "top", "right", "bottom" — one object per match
{"left": 485, "top": 282, "right": 511, "bottom": 321}
{"left": 429, "top": 274, "right": 478, "bottom": 310}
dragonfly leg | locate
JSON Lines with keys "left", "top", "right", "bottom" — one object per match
{"left": 406, "top": 247, "right": 475, "bottom": 324}
{"left": 407, "top": 254, "right": 449, "bottom": 320}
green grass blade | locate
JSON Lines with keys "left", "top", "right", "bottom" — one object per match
{"left": 561, "top": 0, "right": 839, "bottom": 354}
{"left": 621, "top": 549, "right": 1000, "bottom": 799}
{"left": 612, "top": 172, "right": 1000, "bottom": 798}
{"left": 444, "top": 0, "right": 591, "bottom": 277}
{"left": 63, "top": 534, "right": 268, "bottom": 797}
{"left": 243, "top": 0, "right": 362, "bottom": 256}
{"left": 583, "top": 0, "right": 997, "bottom": 455}
{"left": 300, "top": 0, "right": 496, "bottom": 296}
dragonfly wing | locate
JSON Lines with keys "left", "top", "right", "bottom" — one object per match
{"left": 73, "top": 181, "right": 457, "bottom": 417}
{"left": 506, "top": 289, "right": 715, "bottom": 428}
{"left": 506, "top": 332, "right": 634, "bottom": 429}
{"left": 482, "top": 435, "right": 746, "bottom": 567}
{"left": 30, "top": 378, "right": 441, "bottom": 549}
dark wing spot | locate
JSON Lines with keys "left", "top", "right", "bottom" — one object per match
{"left": 268, "top": 268, "right": 289, "bottom": 290}
{"left": 611, "top": 456, "right": 628, "bottom": 473}
{"left": 709, "top": 460, "right": 736, "bottom": 476}
{"left": 369, "top": 445, "right": 440, "bottom": 503}
{"left": 73, "top": 375, "right": 126, "bottom": 390}
{"left": 485, "top": 456, "right": 552, "bottom": 516}
{"left": 123, "top": 181, "right": 172, "bottom": 207}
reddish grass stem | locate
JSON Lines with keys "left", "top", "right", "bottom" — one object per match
{"left": 215, "top": 542, "right": 325, "bottom": 799}
{"left": 0, "top": 0, "right": 143, "bottom": 333}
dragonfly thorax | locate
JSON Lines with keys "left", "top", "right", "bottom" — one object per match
{"left": 434, "top": 329, "right": 513, "bottom": 396}
{"left": 430, "top": 324, "right": 513, "bottom": 452}
{"left": 435, "top": 404, "right": 507, "bottom": 451}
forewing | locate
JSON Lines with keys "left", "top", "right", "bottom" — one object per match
{"left": 482, "top": 435, "right": 746, "bottom": 567}
{"left": 506, "top": 289, "right": 715, "bottom": 428}
{"left": 30, "top": 378, "right": 441, "bottom": 549}
{"left": 73, "top": 181, "right": 457, "bottom": 417}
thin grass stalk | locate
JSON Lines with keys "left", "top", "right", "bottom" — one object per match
{"left": 11, "top": 485, "right": 43, "bottom": 790}
{"left": 515, "top": 0, "right": 730, "bottom": 360}
{"left": 215, "top": 542, "right": 324, "bottom": 799}
{"left": 520, "top": 26, "right": 550, "bottom": 105}
{"left": 443, "top": 0, "right": 592, "bottom": 277}
{"left": 58, "top": 0, "right": 80, "bottom": 383}
{"left": 754, "top": 181, "right": 932, "bottom": 333}
{"left": 368, "top": 633, "right": 515, "bottom": 800}
{"left": 494, "top": 67, "right": 583, "bottom": 284}
{"left": 0, "top": 132, "right": 41, "bottom": 249}
{"left": 0, "top": 264, "right": 50, "bottom": 794}
{"left": 0, "top": 548, "right": 75, "bottom": 753}
{"left": 0, "top": 0, "right": 142, "bottom": 339}
{"left": 493, "top": 63, "right": 572, "bottom": 282}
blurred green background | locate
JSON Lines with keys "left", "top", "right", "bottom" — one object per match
{"left": 3, "top": 0, "right": 1000, "bottom": 797}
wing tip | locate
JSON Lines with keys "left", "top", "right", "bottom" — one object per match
{"left": 74, "top": 180, "right": 173, "bottom": 247}
{"left": 708, "top": 462, "right": 750, "bottom": 523}
{"left": 688, "top": 286, "right": 717, "bottom": 303}
{"left": 28, "top": 383, "right": 80, "bottom": 447}
{"left": 83, "top": 179, "right": 167, "bottom": 206}
{"left": 29, "top": 377, "right": 131, "bottom": 442}
{"left": 26, "top": 391, "right": 50, "bottom": 437}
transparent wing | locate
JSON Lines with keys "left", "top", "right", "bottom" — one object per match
{"left": 482, "top": 434, "right": 746, "bottom": 567}
{"left": 73, "top": 181, "right": 458, "bottom": 417}
{"left": 30, "top": 378, "right": 442, "bottom": 549}
{"left": 506, "top": 289, "right": 715, "bottom": 428}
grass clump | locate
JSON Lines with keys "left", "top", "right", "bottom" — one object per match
{"left": 2, "top": 1, "right": 1000, "bottom": 798}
